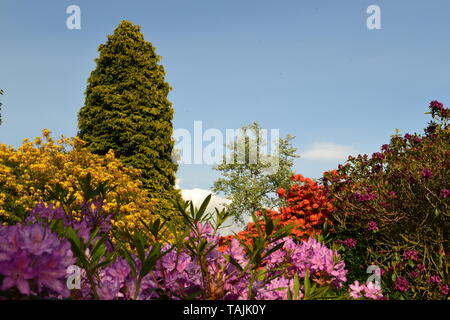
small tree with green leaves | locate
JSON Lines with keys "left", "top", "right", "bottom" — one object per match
{"left": 213, "top": 122, "right": 299, "bottom": 224}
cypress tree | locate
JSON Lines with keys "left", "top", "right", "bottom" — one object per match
{"left": 78, "top": 20, "right": 182, "bottom": 212}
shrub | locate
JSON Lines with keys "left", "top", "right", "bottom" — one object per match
{"left": 0, "top": 130, "right": 176, "bottom": 238}
{"left": 0, "top": 196, "right": 356, "bottom": 300}
{"left": 324, "top": 100, "right": 450, "bottom": 299}
{"left": 221, "top": 174, "right": 334, "bottom": 248}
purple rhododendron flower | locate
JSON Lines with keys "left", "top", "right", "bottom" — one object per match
{"left": 372, "top": 152, "right": 384, "bottom": 160}
{"left": 354, "top": 192, "right": 376, "bottom": 202}
{"left": 0, "top": 251, "right": 34, "bottom": 295}
{"left": 388, "top": 191, "right": 397, "bottom": 198}
{"left": 368, "top": 221, "right": 378, "bottom": 231}
{"left": 381, "top": 144, "right": 391, "bottom": 152}
{"left": 441, "top": 189, "right": 450, "bottom": 199}
{"left": 364, "top": 281, "right": 383, "bottom": 300}
{"left": 87, "top": 224, "right": 348, "bottom": 300}
{"left": 349, "top": 280, "right": 383, "bottom": 300}
{"left": 429, "top": 275, "right": 442, "bottom": 284}
{"left": 440, "top": 284, "right": 449, "bottom": 296}
{"left": 342, "top": 238, "right": 357, "bottom": 249}
{"left": 349, "top": 281, "right": 365, "bottom": 299}
{"left": 421, "top": 168, "right": 433, "bottom": 179}
{"left": 417, "top": 264, "right": 426, "bottom": 272}
{"left": 403, "top": 250, "right": 418, "bottom": 262}
{"left": 0, "top": 224, "right": 75, "bottom": 298}
{"left": 394, "top": 277, "right": 409, "bottom": 292}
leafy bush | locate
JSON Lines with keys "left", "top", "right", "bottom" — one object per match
{"left": 0, "top": 194, "right": 376, "bottom": 300}
{"left": 221, "top": 174, "right": 334, "bottom": 248}
{"left": 324, "top": 100, "right": 450, "bottom": 299}
{"left": 0, "top": 130, "right": 177, "bottom": 238}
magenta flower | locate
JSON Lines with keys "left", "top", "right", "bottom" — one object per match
{"left": 349, "top": 281, "right": 383, "bottom": 300}
{"left": 0, "top": 251, "right": 34, "bottom": 295}
{"left": 388, "top": 191, "right": 397, "bottom": 198}
{"left": 402, "top": 250, "right": 418, "bottom": 262}
{"left": 349, "top": 280, "right": 365, "bottom": 299}
{"left": 368, "top": 221, "right": 378, "bottom": 231}
{"left": 394, "top": 277, "right": 409, "bottom": 292}
{"left": 372, "top": 152, "right": 384, "bottom": 160}
{"left": 381, "top": 144, "right": 391, "bottom": 152}
{"left": 440, "top": 284, "right": 449, "bottom": 296}
{"left": 354, "top": 192, "right": 376, "bottom": 202}
{"left": 430, "top": 100, "right": 445, "bottom": 114}
{"left": 342, "top": 238, "right": 357, "bottom": 249}
{"left": 441, "top": 189, "right": 450, "bottom": 199}
{"left": 429, "top": 275, "right": 442, "bottom": 284}
{"left": 409, "top": 271, "right": 419, "bottom": 279}
{"left": 421, "top": 168, "right": 433, "bottom": 179}
{"left": 0, "top": 224, "right": 74, "bottom": 298}
{"left": 364, "top": 281, "right": 383, "bottom": 300}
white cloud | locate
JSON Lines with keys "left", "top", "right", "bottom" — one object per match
{"left": 301, "top": 143, "right": 358, "bottom": 161}
{"left": 181, "top": 188, "right": 231, "bottom": 213}
{"left": 180, "top": 188, "right": 249, "bottom": 236}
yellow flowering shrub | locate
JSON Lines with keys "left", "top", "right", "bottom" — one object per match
{"left": 0, "top": 129, "right": 179, "bottom": 241}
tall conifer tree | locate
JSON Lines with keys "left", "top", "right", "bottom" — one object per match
{"left": 78, "top": 21, "right": 181, "bottom": 209}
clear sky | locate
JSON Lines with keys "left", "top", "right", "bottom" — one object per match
{"left": 1, "top": 0, "right": 449, "bottom": 191}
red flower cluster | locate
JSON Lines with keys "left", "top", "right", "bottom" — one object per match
{"left": 219, "top": 174, "right": 334, "bottom": 250}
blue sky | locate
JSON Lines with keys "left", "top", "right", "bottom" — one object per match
{"left": 1, "top": 0, "right": 449, "bottom": 191}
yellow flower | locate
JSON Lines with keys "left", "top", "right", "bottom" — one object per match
{"left": 0, "top": 130, "right": 179, "bottom": 242}
{"left": 42, "top": 129, "right": 51, "bottom": 137}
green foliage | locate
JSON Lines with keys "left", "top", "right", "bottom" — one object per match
{"left": 64, "top": 226, "right": 116, "bottom": 299}
{"left": 213, "top": 122, "right": 298, "bottom": 224}
{"left": 325, "top": 101, "right": 450, "bottom": 298}
{"left": 77, "top": 20, "right": 182, "bottom": 210}
{"left": 117, "top": 224, "right": 173, "bottom": 300}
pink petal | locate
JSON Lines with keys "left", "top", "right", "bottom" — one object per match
{"left": 16, "top": 278, "right": 31, "bottom": 295}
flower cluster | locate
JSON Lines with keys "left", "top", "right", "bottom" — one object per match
{"left": 429, "top": 100, "right": 450, "bottom": 118}
{"left": 257, "top": 237, "right": 348, "bottom": 299}
{"left": 0, "top": 224, "right": 74, "bottom": 297}
{"left": 324, "top": 100, "right": 450, "bottom": 299}
{"left": 394, "top": 277, "right": 409, "bottom": 293}
{"left": 349, "top": 280, "right": 383, "bottom": 300}
{"left": 341, "top": 238, "right": 357, "bottom": 248}
{"left": 222, "top": 174, "right": 334, "bottom": 249}
{"left": 64, "top": 221, "right": 349, "bottom": 301}
{"left": 0, "top": 131, "right": 166, "bottom": 234}
{"left": 26, "top": 200, "right": 113, "bottom": 243}
{"left": 367, "top": 221, "right": 378, "bottom": 231}
{"left": 403, "top": 250, "right": 418, "bottom": 262}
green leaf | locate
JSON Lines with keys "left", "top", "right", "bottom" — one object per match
{"left": 293, "top": 272, "right": 300, "bottom": 300}
{"left": 262, "top": 241, "right": 284, "bottom": 260}
{"left": 196, "top": 194, "right": 211, "bottom": 220}
{"left": 287, "top": 286, "right": 292, "bottom": 300}
{"left": 121, "top": 249, "right": 136, "bottom": 279}
{"left": 66, "top": 227, "right": 82, "bottom": 252}
{"left": 224, "top": 255, "right": 244, "bottom": 271}
{"left": 304, "top": 269, "right": 311, "bottom": 300}
{"left": 134, "top": 232, "right": 146, "bottom": 262}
